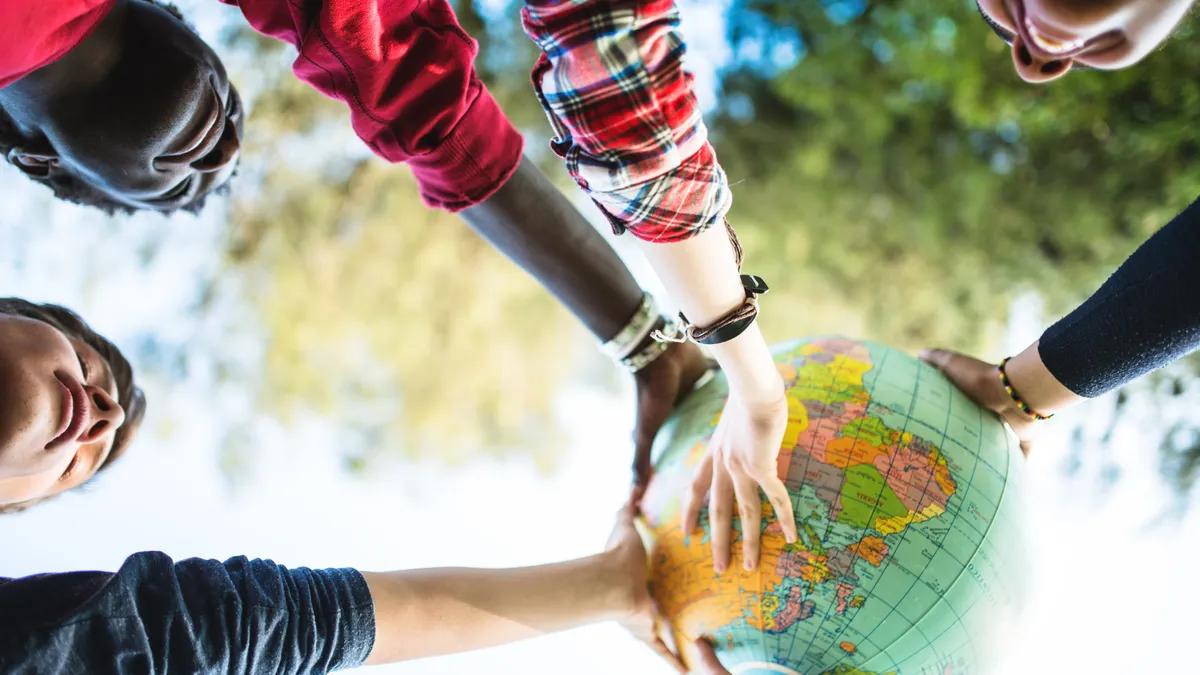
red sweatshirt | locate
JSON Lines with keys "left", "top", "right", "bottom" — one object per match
{"left": 0, "top": 0, "right": 523, "bottom": 211}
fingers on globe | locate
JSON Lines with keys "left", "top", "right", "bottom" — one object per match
{"left": 917, "top": 347, "right": 952, "bottom": 370}
{"left": 732, "top": 472, "right": 763, "bottom": 571}
{"left": 691, "top": 637, "right": 731, "bottom": 675}
{"left": 682, "top": 450, "right": 713, "bottom": 534}
{"left": 649, "top": 638, "right": 688, "bottom": 675}
{"left": 750, "top": 462, "right": 797, "bottom": 543}
{"left": 709, "top": 459, "right": 736, "bottom": 573}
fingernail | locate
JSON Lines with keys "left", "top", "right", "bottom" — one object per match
{"left": 918, "top": 349, "right": 932, "bottom": 360}
{"left": 715, "top": 562, "right": 726, "bottom": 574}
{"left": 744, "top": 559, "right": 755, "bottom": 571}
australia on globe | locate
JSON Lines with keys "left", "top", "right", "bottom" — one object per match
{"left": 641, "top": 337, "right": 1028, "bottom": 675}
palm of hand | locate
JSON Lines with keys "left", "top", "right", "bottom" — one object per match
{"left": 682, "top": 392, "right": 798, "bottom": 574}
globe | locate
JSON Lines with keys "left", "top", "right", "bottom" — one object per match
{"left": 641, "top": 337, "right": 1028, "bottom": 675}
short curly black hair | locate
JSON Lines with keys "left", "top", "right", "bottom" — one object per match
{"left": 0, "top": 0, "right": 226, "bottom": 216}
{"left": 0, "top": 298, "right": 147, "bottom": 514}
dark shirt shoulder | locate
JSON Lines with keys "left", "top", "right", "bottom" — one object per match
{"left": 0, "top": 551, "right": 374, "bottom": 675}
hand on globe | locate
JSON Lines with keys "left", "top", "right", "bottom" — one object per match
{"left": 606, "top": 488, "right": 689, "bottom": 674}
{"left": 919, "top": 348, "right": 1041, "bottom": 457}
{"left": 682, "top": 393, "right": 798, "bottom": 573}
{"left": 631, "top": 342, "right": 712, "bottom": 487}
{"left": 686, "top": 637, "right": 733, "bottom": 674}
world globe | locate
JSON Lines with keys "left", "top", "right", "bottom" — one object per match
{"left": 641, "top": 337, "right": 1028, "bottom": 675}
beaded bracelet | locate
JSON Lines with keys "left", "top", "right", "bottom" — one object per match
{"left": 621, "top": 333, "right": 671, "bottom": 373}
{"left": 599, "top": 294, "right": 659, "bottom": 361}
{"left": 998, "top": 357, "right": 1053, "bottom": 421}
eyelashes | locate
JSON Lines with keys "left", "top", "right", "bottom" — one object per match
{"left": 978, "top": 5, "right": 1017, "bottom": 44}
{"left": 58, "top": 451, "right": 82, "bottom": 483}
{"left": 76, "top": 349, "right": 91, "bottom": 383}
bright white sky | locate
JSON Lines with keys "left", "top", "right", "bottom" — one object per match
{"left": 1, "top": 2, "right": 1195, "bottom": 674}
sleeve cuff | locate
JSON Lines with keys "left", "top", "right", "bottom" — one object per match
{"left": 333, "top": 568, "right": 376, "bottom": 670}
{"left": 406, "top": 82, "right": 525, "bottom": 213}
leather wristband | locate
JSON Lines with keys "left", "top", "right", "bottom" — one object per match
{"left": 652, "top": 274, "right": 769, "bottom": 347}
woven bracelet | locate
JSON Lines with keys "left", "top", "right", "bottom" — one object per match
{"left": 998, "top": 357, "right": 1053, "bottom": 421}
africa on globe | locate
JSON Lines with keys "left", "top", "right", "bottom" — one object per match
{"left": 640, "top": 337, "right": 1028, "bottom": 675}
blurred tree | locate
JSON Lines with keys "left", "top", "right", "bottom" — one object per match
{"left": 222, "top": 27, "right": 577, "bottom": 471}
{"left": 214, "top": 0, "right": 1200, "bottom": 491}
{"left": 711, "top": 0, "right": 1200, "bottom": 355}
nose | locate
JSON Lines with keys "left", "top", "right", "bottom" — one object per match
{"left": 192, "top": 116, "right": 240, "bottom": 173}
{"left": 1011, "top": 36, "right": 1071, "bottom": 83}
{"left": 77, "top": 386, "right": 126, "bottom": 445}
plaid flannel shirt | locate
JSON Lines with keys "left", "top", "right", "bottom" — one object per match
{"left": 522, "top": 0, "right": 732, "bottom": 244}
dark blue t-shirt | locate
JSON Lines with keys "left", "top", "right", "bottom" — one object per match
{"left": 0, "top": 551, "right": 375, "bottom": 674}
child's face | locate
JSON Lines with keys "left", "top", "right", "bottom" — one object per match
{"left": 0, "top": 315, "right": 127, "bottom": 507}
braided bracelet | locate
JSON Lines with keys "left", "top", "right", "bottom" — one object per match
{"left": 599, "top": 294, "right": 659, "bottom": 361}
{"left": 998, "top": 357, "right": 1053, "bottom": 421}
{"left": 622, "top": 333, "right": 671, "bottom": 373}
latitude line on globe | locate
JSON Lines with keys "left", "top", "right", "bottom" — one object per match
{"left": 772, "top": 342, "right": 861, "bottom": 671}
{"left": 790, "top": 345, "right": 913, "bottom": 670}
{"left": 802, "top": 349, "right": 938, "bottom": 668}
{"left": 835, "top": 372, "right": 993, "bottom": 668}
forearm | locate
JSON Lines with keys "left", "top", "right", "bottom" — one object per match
{"left": 636, "top": 227, "right": 782, "bottom": 403}
{"left": 362, "top": 552, "right": 627, "bottom": 665}
{"left": 521, "top": 0, "right": 779, "bottom": 397}
{"left": 1036, "top": 196, "right": 1200, "bottom": 398}
{"left": 460, "top": 156, "right": 644, "bottom": 342}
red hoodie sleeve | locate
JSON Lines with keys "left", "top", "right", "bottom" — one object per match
{"left": 225, "top": 0, "right": 523, "bottom": 212}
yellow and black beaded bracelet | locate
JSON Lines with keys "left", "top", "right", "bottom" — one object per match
{"left": 998, "top": 357, "right": 1053, "bottom": 421}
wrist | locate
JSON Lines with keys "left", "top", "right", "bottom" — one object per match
{"left": 1004, "top": 341, "right": 1084, "bottom": 416}
{"left": 707, "top": 323, "right": 784, "bottom": 406}
{"left": 591, "top": 550, "right": 643, "bottom": 621}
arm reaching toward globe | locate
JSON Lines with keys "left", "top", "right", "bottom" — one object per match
{"left": 922, "top": 194, "right": 1200, "bottom": 454}
{"left": 0, "top": 496, "right": 688, "bottom": 674}
{"left": 460, "top": 156, "right": 710, "bottom": 487}
{"left": 521, "top": 0, "right": 798, "bottom": 575}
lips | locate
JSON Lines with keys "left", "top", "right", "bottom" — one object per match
{"left": 47, "top": 372, "right": 89, "bottom": 451}
{"left": 1007, "top": 0, "right": 1120, "bottom": 62}
{"left": 161, "top": 87, "right": 225, "bottom": 163}
{"left": 1023, "top": 16, "right": 1087, "bottom": 55}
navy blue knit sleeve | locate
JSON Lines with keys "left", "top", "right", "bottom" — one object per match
{"left": 0, "top": 551, "right": 375, "bottom": 675}
{"left": 1039, "top": 195, "right": 1200, "bottom": 398}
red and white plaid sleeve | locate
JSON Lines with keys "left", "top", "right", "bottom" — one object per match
{"left": 521, "top": 0, "right": 732, "bottom": 243}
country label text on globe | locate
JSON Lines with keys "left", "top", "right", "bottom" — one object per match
{"left": 641, "top": 337, "right": 1028, "bottom": 675}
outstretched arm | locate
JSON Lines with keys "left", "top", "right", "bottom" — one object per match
{"left": 0, "top": 500, "right": 676, "bottom": 674}
{"left": 521, "top": 0, "right": 799, "bottom": 573}
{"left": 922, "top": 194, "right": 1200, "bottom": 453}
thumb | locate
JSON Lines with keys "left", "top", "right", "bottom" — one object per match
{"left": 632, "top": 393, "right": 673, "bottom": 488}
{"left": 918, "top": 348, "right": 961, "bottom": 372}
{"left": 690, "top": 637, "right": 731, "bottom": 675}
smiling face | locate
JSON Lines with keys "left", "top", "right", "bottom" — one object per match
{"left": 0, "top": 307, "right": 142, "bottom": 509}
{"left": 0, "top": 0, "right": 243, "bottom": 213}
{"left": 977, "top": 0, "right": 1195, "bottom": 82}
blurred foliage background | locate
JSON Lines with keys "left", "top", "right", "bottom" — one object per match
{"left": 210, "top": 0, "right": 1200, "bottom": 486}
